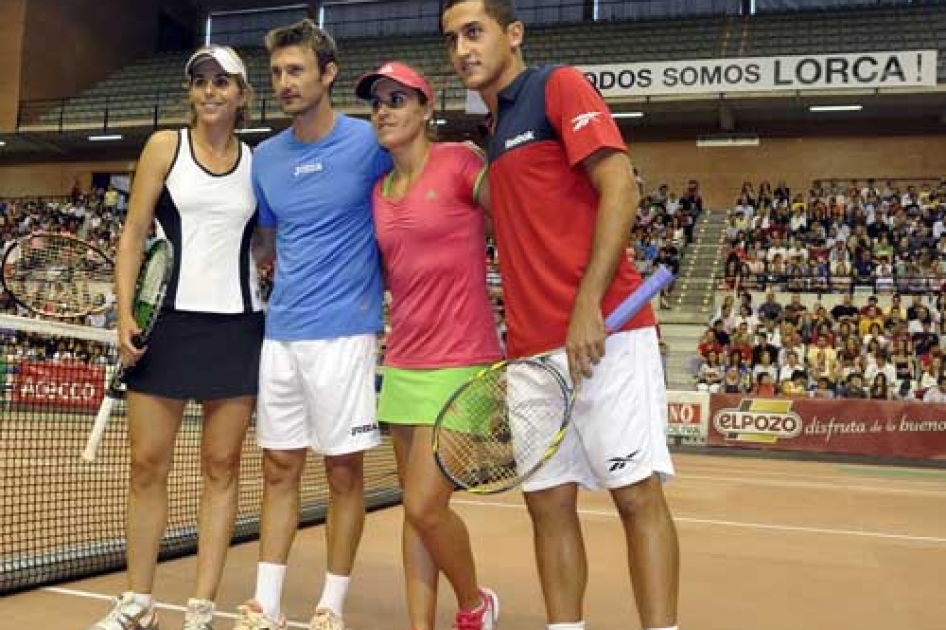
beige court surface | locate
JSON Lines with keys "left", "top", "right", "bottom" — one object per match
{"left": 4, "top": 452, "right": 946, "bottom": 630}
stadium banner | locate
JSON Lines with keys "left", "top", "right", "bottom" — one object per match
{"left": 581, "top": 50, "right": 938, "bottom": 97}
{"left": 708, "top": 394, "right": 946, "bottom": 460}
{"left": 666, "top": 390, "right": 710, "bottom": 445}
{"left": 10, "top": 361, "right": 106, "bottom": 410}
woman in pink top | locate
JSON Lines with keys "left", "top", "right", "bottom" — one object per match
{"left": 355, "top": 62, "right": 501, "bottom": 630}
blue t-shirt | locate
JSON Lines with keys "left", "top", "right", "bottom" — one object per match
{"left": 253, "top": 115, "right": 392, "bottom": 340}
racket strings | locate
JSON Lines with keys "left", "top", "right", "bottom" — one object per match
{"left": 132, "top": 244, "right": 173, "bottom": 328}
{"left": 4, "top": 235, "right": 112, "bottom": 317}
{"left": 436, "top": 361, "right": 570, "bottom": 493}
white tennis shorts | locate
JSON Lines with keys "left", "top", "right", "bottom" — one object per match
{"left": 521, "top": 326, "right": 675, "bottom": 492}
{"left": 256, "top": 334, "right": 382, "bottom": 455}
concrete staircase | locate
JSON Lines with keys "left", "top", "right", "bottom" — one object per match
{"left": 656, "top": 210, "right": 729, "bottom": 390}
{"left": 661, "top": 322, "right": 705, "bottom": 390}
{"left": 660, "top": 210, "right": 729, "bottom": 324}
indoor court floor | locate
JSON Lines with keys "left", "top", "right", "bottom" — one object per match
{"left": 6, "top": 452, "right": 946, "bottom": 630}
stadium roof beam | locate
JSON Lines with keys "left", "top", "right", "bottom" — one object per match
{"left": 719, "top": 102, "right": 734, "bottom": 132}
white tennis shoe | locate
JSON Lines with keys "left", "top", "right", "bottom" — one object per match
{"left": 87, "top": 593, "right": 159, "bottom": 630}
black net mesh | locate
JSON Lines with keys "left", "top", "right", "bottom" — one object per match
{"left": 0, "top": 314, "right": 400, "bottom": 594}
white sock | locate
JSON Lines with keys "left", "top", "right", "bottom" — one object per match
{"left": 127, "top": 592, "right": 153, "bottom": 609}
{"left": 548, "top": 623, "right": 585, "bottom": 630}
{"left": 646, "top": 626, "right": 679, "bottom": 630}
{"left": 254, "top": 562, "right": 287, "bottom": 618}
{"left": 317, "top": 572, "right": 351, "bottom": 617}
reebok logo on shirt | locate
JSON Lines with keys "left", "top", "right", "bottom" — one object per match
{"left": 571, "top": 111, "right": 603, "bottom": 131}
{"left": 294, "top": 162, "right": 324, "bottom": 177}
{"left": 505, "top": 130, "right": 535, "bottom": 150}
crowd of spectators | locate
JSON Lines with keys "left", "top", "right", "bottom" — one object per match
{"left": 721, "top": 178, "right": 946, "bottom": 294}
{"left": 697, "top": 178, "right": 946, "bottom": 402}
{"left": 0, "top": 327, "right": 112, "bottom": 366}
{"left": 626, "top": 176, "right": 703, "bottom": 308}
{"left": 695, "top": 288, "right": 946, "bottom": 403}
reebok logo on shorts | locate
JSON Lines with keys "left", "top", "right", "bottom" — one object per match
{"left": 351, "top": 422, "right": 379, "bottom": 436}
{"left": 606, "top": 449, "right": 640, "bottom": 473}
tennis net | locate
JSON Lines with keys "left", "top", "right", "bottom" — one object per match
{"left": 0, "top": 313, "right": 401, "bottom": 595}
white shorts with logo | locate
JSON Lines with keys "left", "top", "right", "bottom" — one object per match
{"left": 257, "top": 334, "right": 382, "bottom": 455}
{"left": 521, "top": 326, "right": 674, "bottom": 493}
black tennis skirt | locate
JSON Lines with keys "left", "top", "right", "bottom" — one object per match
{"left": 124, "top": 309, "right": 265, "bottom": 400}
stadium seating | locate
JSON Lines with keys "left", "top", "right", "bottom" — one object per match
{"left": 695, "top": 176, "right": 945, "bottom": 400}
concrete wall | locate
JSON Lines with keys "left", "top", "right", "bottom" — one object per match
{"left": 0, "top": 159, "right": 136, "bottom": 197}
{"left": 630, "top": 135, "right": 946, "bottom": 209}
{"left": 0, "top": 0, "right": 27, "bottom": 131}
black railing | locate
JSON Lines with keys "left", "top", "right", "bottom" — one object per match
{"left": 719, "top": 271, "right": 946, "bottom": 296}
{"left": 15, "top": 85, "right": 466, "bottom": 134}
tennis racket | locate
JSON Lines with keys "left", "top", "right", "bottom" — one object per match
{"left": 1, "top": 232, "right": 114, "bottom": 319}
{"left": 82, "top": 238, "right": 174, "bottom": 461}
{"left": 432, "top": 264, "right": 675, "bottom": 494}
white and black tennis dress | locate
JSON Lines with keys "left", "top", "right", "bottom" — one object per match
{"left": 124, "top": 128, "right": 265, "bottom": 400}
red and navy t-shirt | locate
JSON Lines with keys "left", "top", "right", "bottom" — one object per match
{"left": 487, "top": 65, "right": 655, "bottom": 358}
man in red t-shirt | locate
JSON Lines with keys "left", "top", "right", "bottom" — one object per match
{"left": 442, "top": 3, "right": 679, "bottom": 630}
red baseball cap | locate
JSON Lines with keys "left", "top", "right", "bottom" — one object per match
{"left": 355, "top": 61, "right": 433, "bottom": 103}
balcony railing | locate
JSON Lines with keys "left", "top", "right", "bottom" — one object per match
{"left": 16, "top": 84, "right": 469, "bottom": 134}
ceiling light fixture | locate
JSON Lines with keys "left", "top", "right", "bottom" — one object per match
{"left": 808, "top": 104, "right": 863, "bottom": 113}
{"left": 235, "top": 127, "right": 272, "bottom": 134}
{"left": 697, "top": 134, "right": 760, "bottom": 147}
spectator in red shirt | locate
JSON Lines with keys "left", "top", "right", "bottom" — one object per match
{"left": 697, "top": 328, "right": 723, "bottom": 359}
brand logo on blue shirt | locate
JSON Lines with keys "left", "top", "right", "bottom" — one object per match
{"left": 294, "top": 162, "right": 324, "bottom": 177}
{"left": 505, "top": 130, "right": 535, "bottom": 150}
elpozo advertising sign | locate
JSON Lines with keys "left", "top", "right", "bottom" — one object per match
{"left": 708, "top": 394, "right": 946, "bottom": 460}
{"left": 581, "top": 50, "right": 937, "bottom": 97}
{"left": 711, "top": 398, "right": 803, "bottom": 445}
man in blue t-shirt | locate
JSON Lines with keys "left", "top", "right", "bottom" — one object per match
{"left": 236, "top": 19, "right": 392, "bottom": 630}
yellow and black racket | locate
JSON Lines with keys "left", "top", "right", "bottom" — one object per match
{"left": 432, "top": 265, "right": 675, "bottom": 494}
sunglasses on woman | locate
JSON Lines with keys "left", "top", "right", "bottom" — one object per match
{"left": 370, "top": 90, "right": 413, "bottom": 113}
{"left": 190, "top": 73, "right": 238, "bottom": 90}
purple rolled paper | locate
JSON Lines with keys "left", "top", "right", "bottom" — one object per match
{"left": 604, "top": 264, "right": 675, "bottom": 332}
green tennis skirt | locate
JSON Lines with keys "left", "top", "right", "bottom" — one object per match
{"left": 378, "top": 364, "right": 490, "bottom": 426}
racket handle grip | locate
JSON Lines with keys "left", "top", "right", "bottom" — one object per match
{"left": 605, "top": 265, "right": 675, "bottom": 332}
{"left": 82, "top": 395, "right": 115, "bottom": 462}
